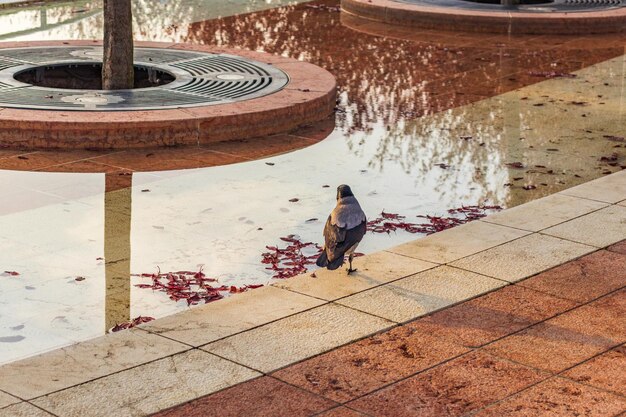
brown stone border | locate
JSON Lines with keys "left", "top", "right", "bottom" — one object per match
{"left": 341, "top": 0, "right": 626, "bottom": 34}
{"left": 0, "top": 41, "right": 337, "bottom": 150}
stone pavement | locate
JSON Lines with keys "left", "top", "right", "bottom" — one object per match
{"left": 154, "top": 241, "right": 625, "bottom": 417}
{"left": 0, "top": 169, "right": 623, "bottom": 416}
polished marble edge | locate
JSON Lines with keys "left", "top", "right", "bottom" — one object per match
{"left": 0, "top": 170, "right": 623, "bottom": 415}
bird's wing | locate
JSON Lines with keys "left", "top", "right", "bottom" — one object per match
{"left": 323, "top": 217, "right": 367, "bottom": 263}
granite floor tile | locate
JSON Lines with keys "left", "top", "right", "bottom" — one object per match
{"left": 556, "top": 289, "right": 626, "bottom": 343}
{"left": 407, "top": 285, "right": 577, "bottom": 348}
{"left": 388, "top": 221, "right": 530, "bottom": 264}
{"left": 0, "top": 392, "right": 19, "bottom": 409}
{"left": 142, "top": 286, "right": 325, "bottom": 347}
{"left": 0, "top": 329, "right": 189, "bottom": 399}
{"left": 472, "top": 377, "right": 626, "bottom": 417}
{"left": 484, "top": 302, "right": 621, "bottom": 373}
{"left": 153, "top": 376, "right": 336, "bottom": 417}
{"left": 0, "top": 403, "right": 54, "bottom": 417}
{"left": 560, "top": 170, "right": 626, "bottom": 204}
{"left": 519, "top": 250, "right": 626, "bottom": 303}
{"left": 542, "top": 205, "right": 626, "bottom": 248}
{"left": 315, "top": 407, "right": 370, "bottom": 417}
{"left": 336, "top": 266, "right": 506, "bottom": 323}
{"left": 348, "top": 351, "right": 547, "bottom": 417}
{"left": 32, "top": 350, "right": 260, "bottom": 417}
{"left": 608, "top": 239, "right": 626, "bottom": 255}
{"left": 481, "top": 194, "right": 607, "bottom": 232}
{"left": 203, "top": 304, "right": 393, "bottom": 373}
{"left": 562, "top": 345, "right": 626, "bottom": 397}
{"left": 450, "top": 234, "right": 595, "bottom": 282}
{"left": 276, "top": 251, "right": 437, "bottom": 301}
{"left": 272, "top": 325, "right": 469, "bottom": 403}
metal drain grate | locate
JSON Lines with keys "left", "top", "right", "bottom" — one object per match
{"left": 0, "top": 46, "right": 289, "bottom": 111}
{"left": 563, "top": 0, "right": 621, "bottom": 4}
{"left": 401, "top": 0, "right": 624, "bottom": 11}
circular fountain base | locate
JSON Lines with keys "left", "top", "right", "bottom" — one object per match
{"left": 341, "top": 0, "right": 626, "bottom": 34}
{"left": 0, "top": 41, "right": 336, "bottom": 150}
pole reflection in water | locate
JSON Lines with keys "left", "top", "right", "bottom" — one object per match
{"left": 104, "top": 173, "right": 132, "bottom": 332}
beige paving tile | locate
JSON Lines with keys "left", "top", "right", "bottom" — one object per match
{"left": 482, "top": 194, "right": 608, "bottom": 232}
{"left": 560, "top": 170, "right": 626, "bottom": 204}
{"left": 0, "top": 403, "right": 54, "bottom": 417}
{"left": 336, "top": 266, "right": 506, "bottom": 323}
{"left": 143, "top": 286, "right": 324, "bottom": 346}
{"left": 450, "top": 234, "right": 596, "bottom": 283}
{"left": 0, "top": 392, "right": 19, "bottom": 409}
{"left": 32, "top": 350, "right": 259, "bottom": 417}
{"left": 619, "top": 199, "right": 626, "bottom": 207}
{"left": 276, "top": 251, "right": 437, "bottom": 301}
{"left": 388, "top": 221, "right": 530, "bottom": 264}
{"left": 542, "top": 205, "right": 626, "bottom": 248}
{"left": 203, "top": 304, "right": 393, "bottom": 373}
{"left": 0, "top": 329, "right": 188, "bottom": 400}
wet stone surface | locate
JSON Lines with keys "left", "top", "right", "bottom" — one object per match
{"left": 0, "top": 0, "right": 626, "bottom": 366}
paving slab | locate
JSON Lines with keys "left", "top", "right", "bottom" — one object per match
{"left": 32, "top": 350, "right": 260, "bottom": 417}
{"left": 609, "top": 239, "right": 626, "bottom": 254}
{"left": 562, "top": 345, "right": 626, "bottom": 397}
{"left": 481, "top": 193, "right": 608, "bottom": 232}
{"left": 560, "top": 170, "right": 626, "bottom": 203}
{"left": 472, "top": 377, "right": 626, "bottom": 417}
{"left": 347, "top": 351, "right": 548, "bottom": 417}
{"left": 0, "top": 403, "right": 54, "bottom": 417}
{"left": 388, "top": 221, "right": 530, "bottom": 264}
{"left": 450, "top": 233, "right": 596, "bottom": 282}
{"left": 542, "top": 205, "right": 626, "bottom": 248}
{"left": 0, "top": 392, "right": 19, "bottom": 409}
{"left": 202, "top": 304, "right": 393, "bottom": 373}
{"left": 407, "top": 285, "right": 577, "bottom": 348}
{"left": 0, "top": 329, "right": 189, "bottom": 400}
{"left": 272, "top": 325, "right": 469, "bottom": 403}
{"left": 316, "top": 407, "right": 370, "bottom": 417}
{"left": 560, "top": 289, "right": 625, "bottom": 343}
{"left": 153, "top": 376, "right": 336, "bottom": 417}
{"left": 276, "top": 251, "right": 437, "bottom": 301}
{"left": 336, "top": 266, "right": 505, "bottom": 323}
{"left": 142, "top": 286, "right": 324, "bottom": 347}
{"left": 519, "top": 249, "right": 626, "bottom": 303}
{"left": 484, "top": 300, "right": 622, "bottom": 373}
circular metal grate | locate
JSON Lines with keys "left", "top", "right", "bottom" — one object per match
{"left": 0, "top": 46, "right": 289, "bottom": 111}
{"left": 399, "top": 0, "right": 623, "bottom": 11}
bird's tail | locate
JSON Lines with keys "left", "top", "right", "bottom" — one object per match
{"left": 316, "top": 251, "right": 328, "bottom": 267}
{"left": 316, "top": 251, "right": 345, "bottom": 270}
{"left": 326, "top": 256, "right": 344, "bottom": 271}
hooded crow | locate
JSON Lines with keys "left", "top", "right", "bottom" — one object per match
{"left": 316, "top": 184, "right": 367, "bottom": 274}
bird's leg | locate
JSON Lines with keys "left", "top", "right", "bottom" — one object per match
{"left": 346, "top": 254, "right": 357, "bottom": 275}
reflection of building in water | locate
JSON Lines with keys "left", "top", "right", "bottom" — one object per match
{"left": 3, "top": 0, "right": 310, "bottom": 42}
{"left": 185, "top": 1, "right": 626, "bottom": 208}
{"left": 0, "top": 1, "right": 100, "bottom": 40}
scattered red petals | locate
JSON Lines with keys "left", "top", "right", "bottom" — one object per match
{"left": 2, "top": 271, "right": 19, "bottom": 276}
{"left": 133, "top": 267, "right": 264, "bottom": 306}
{"left": 262, "top": 235, "right": 323, "bottom": 279}
{"left": 110, "top": 316, "right": 155, "bottom": 333}
{"left": 367, "top": 205, "right": 502, "bottom": 235}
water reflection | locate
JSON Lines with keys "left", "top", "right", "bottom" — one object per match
{"left": 0, "top": 0, "right": 625, "bottom": 364}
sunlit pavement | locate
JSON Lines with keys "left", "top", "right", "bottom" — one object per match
{"left": 0, "top": 0, "right": 625, "bottom": 415}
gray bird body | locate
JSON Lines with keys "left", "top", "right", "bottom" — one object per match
{"left": 316, "top": 185, "right": 367, "bottom": 272}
